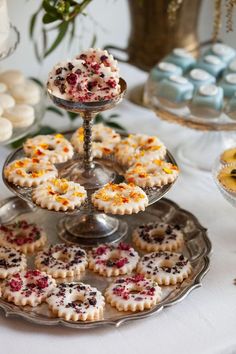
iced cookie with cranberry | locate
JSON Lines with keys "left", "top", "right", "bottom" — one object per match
{"left": 137, "top": 251, "right": 192, "bottom": 285}
{"left": 2, "top": 270, "right": 56, "bottom": 306}
{"left": 105, "top": 274, "right": 162, "bottom": 312}
{"left": 47, "top": 282, "right": 105, "bottom": 321}
{"left": 0, "top": 219, "right": 47, "bottom": 254}
{"left": 4, "top": 157, "right": 58, "bottom": 187}
{"left": 23, "top": 134, "right": 74, "bottom": 164}
{"left": 115, "top": 134, "right": 166, "bottom": 167}
{"left": 35, "top": 243, "right": 87, "bottom": 278}
{"left": 132, "top": 222, "right": 184, "bottom": 252}
{"left": 71, "top": 123, "right": 121, "bottom": 158}
{"left": 32, "top": 178, "right": 87, "bottom": 212}
{"left": 88, "top": 242, "right": 139, "bottom": 277}
{"left": 125, "top": 160, "right": 179, "bottom": 188}
{"left": 47, "top": 48, "right": 120, "bottom": 102}
{"left": 164, "top": 48, "right": 196, "bottom": 72}
{"left": 91, "top": 182, "right": 148, "bottom": 215}
{"left": 0, "top": 246, "right": 27, "bottom": 279}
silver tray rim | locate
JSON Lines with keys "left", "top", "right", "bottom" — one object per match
{"left": 0, "top": 196, "right": 212, "bottom": 329}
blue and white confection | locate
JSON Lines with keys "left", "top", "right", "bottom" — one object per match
{"left": 207, "top": 43, "right": 236, "bottom": 64}
{"left": 156, "top": 75, "right": 194, "bottom": 104}
{"left": 190, "top": 84, "right": 223, "bottom": 118}
{"left": 150, "top": 62, "right": 183, "bottom": 82}
{"left": 164, "top": 48, "right": 196, "bottom": 72}
{"left": 225, "top": 59, "right": 236, "bottom": 75}
{"left": 219, "top": 73, "right": 236, "bottom": 98}
{"left": 188, "top": 69, "right": 216, "bottom": 90}
{"left": 195, "top": 55, "right": 226, "bottom": 77}
{"left": 226, "top": 92, "right": 236, "bottom": 120}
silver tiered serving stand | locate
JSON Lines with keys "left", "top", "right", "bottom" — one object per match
{"left": 0, "top": 78, "right": 212, "bottom": 328}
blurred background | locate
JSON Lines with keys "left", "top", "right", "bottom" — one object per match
{"left": 6, "top": 0, "right": 236, "bottom": 78}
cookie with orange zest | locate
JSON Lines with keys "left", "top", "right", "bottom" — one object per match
{"left": 4, "top": 157, "right": 58, "bottom": 187}
{"left": 23, "top": 134, "right": 74, "bottom": 164}
{"left": 125, "top": 160, "right": 179, "bottom": 188}
{"left": 114, "top": 134, "right": 166, "bottom": 167}
{"left": 91, "top": 182, "right": 148, "bottom": 215}
{"left": 71, "top": 123, "right": 121, "bottom": 158}
{"left": 32, "top": 178, "right": 87, "bottom": 211}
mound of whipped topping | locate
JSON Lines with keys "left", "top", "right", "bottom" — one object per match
{"left": 47, "top": 48, "right": 120, "bottom": 102}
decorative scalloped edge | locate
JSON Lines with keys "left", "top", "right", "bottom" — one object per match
{"left": 0, "top": 197, "right": 212, "bottom": 329}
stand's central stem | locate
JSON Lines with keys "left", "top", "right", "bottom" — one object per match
{"left": 82, "top": 113, "right": 95, "bottom": 172}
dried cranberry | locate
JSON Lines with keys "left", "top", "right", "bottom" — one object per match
{"left": 75, "top": 69, "right": 82, "bottom": 75}
{"left": 116, "top": 258, "right": 128, "bottom": 268}
{"left": 36, "top": 277, "right": 48, "bottom": 289}
{"left": 80, "top": 54, "right": 87, "bottom": 60}
{"left": 91, "top": 63, "right": 100, "bottom": 71}
{"left": 66, "top": 73, "right": 77, "bottom": 85}
{"left": 88, "top": 297, "right": 97, "bottom": 306}
{"left": 118, "top": 242, "right": 130, "bottom": 251}
{"left": 95, "top": 246, "right": 107, "bottom": 256}
{"left": 100, "top": 55, "right": 108, "bottom": 61}
{"left": 9, "top": 279, "right": 22, "bottom": 291}
{"left": 107, "top": 79, "right": 116, "bottom": 88}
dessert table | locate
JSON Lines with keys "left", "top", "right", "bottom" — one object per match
{"left": 0, "top": 63, "right": 235, "bottom": 354}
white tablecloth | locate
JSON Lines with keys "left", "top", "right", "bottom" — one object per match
{"left": 0, "top": 64, "right": 236, "bottom": 354}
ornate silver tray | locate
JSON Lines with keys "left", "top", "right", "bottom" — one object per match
{"left": 0, "top": 196, "right": 211, "bottom": 328}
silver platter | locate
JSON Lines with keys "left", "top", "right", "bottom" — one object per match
{"left": 0, "top": 196, "right": 211, "bottom": 329}
{"left": 2, "top": 132, "right": 178, "bottom": 213}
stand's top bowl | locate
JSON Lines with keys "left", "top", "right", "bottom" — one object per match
{"left": 47, "top": 78, "right": 127, "bottom": 115}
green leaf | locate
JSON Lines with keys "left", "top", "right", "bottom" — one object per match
{"left": 44, "top": 21, "right": 69, "bottom": 58}
{"left": 43, "top": 13, "right": 59, "bottom": 24}
{"left": 28, "top": 77, "right": 44, "bottom": 88}
{"left": 33, "top": 41, "right": 42, "bottom": 62}
{"left": 108, "top": 113, "right": 120, "bottom": 119}
{"left": 46, "top": 106, "right": 64, "bottom": 116}
{"left": 37, "top": 125, "right": 57, "bottom": 135}
{"left": 42, "top": 0, "right": 59, "bottom": 16}
{"left": 67, "top": 111, "right": 79, "bottom": 121}
{"left": 29, "top": 11, "right": 38, "bottom": 39}
{"left": 105, "top": 121, "right": 126, "bottom": 131}
{"left": 94, "top": 113, "right": 104, "bottom": 124}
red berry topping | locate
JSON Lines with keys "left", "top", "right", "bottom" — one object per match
{"left": 115, "top": 258, "right": 128, "bottom": 268}
{"left": 95, "top": 246, "right": 107, "bottom": 256}
{"left": 100, "top": 55, "right": 108, "bottom": 62}
{"left": 118, "top": 242, "right": 131, "bottom": 251}
{"left": 91, "top": 63, "right": 100, "bottom": 71}
{"left": 36, "top": 277, "right": 48, "bottom": 289}
{"left": 9, "top": 279, "right": 22, "bottom": 291}
{"left": 66, "top": 73, "right": 78, "bottom": 85}
{"left": 107, "top": 79, "right": 117, "bottom": 88}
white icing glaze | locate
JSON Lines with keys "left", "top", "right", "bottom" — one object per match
{"left": 158, "top": 62, "right": 178, "bottom": 72}
{"left": 204, "top": 55, "right": 221, "bottom": 65}
{"left": 199, "top": 84, "right": 218, "bottom": 96}
{"left": 47, "top": 282, "right": 105, "bottom": 321}
{"left": 173, "top": 48, "right": 193, "bottom": 59}
{"left": 212, "top": 43, "right": 233, "bottom": 56}
{"left": 0, "top": 245, "right": 26, "bottom": 278}
{"left": 169, "top": 75, "right": 188, "bottom": 85}
{"left": 225, "top": 73, "right": 236, "bottom": 85}
{"left": 190, "top": 69, "right": 210, "bottom": 81}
